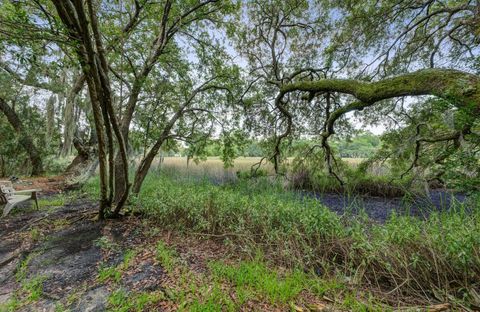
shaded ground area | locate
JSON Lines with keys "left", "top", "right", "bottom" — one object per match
{"left": 0, "top": 201, "right": 106, "bottom": 311}
{"left": 0, "top": 199, "right": 167, "bottom": 311}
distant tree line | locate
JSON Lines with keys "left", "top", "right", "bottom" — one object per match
{"left": 172, "top": 132, "right": 380, "bottom": 159}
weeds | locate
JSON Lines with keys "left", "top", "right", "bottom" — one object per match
{"left": 152, "top": 239, "right": 353, "bottom": 310}
{"left": 38, "top": 195, "right": 66, "bottom": 209}
{"left": 0, "top": 296, "right": 20, "bottom": 312}
{"left": 210, "top": 258, "right": 312, "bottom": 304}
{"left": 0, "top": 253, "right": 46, "bottom": 310}
{"left": 94, "top": 236, "right": 120, "bottom": 251}
{"left": 97, "top": 249, "right": 136, "bottom": 284}
{"left": 21, "top": 275, "right": 45, "bottom": 301}
{"left": 107, "top": 289, "right": 164, "bottom": 312}
{"left": 83, "top": 172, "right": 480, "bottom": 307}
{"left": 155, "top": 241, "right": 178, "bottom": 272}
{"left": 98, "top": 266, "right": 122, "bottom": 284}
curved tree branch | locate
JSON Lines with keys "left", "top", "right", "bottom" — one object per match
{"left": 274, "top": 68, "right": 480, "bottom": 181}
{"left": 280, "top": 69, "right": 480, "bottom": 113}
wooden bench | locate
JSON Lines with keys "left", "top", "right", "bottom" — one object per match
{"left": 0, "top": 181, "right": 40, "bottom": 217}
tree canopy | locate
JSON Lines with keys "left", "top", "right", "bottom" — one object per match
{"left": 1, "top": 0, "right": 479, "bottom": 216}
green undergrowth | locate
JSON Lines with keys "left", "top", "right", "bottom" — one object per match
{"left": 83, "top": 173, "right": 480, "bottom": 308}
{"left": 208, "top": 257, "right": 343, "bottom": 305}
{"left": 153, "top": 241, "right": 358, "bottom": 311}
{"left": 37, "top": 196, "right": 66, "bottom": 208}
{"left": 0, "top": 254, "right": 45, "bottom": 311}
{"left": 98, "top": 249, "right": 136, "bottom": 284}
{"left": 107, "top": 289, "right": 164, "bottom": 312}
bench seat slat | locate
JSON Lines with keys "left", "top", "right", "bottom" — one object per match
{"left": 1, "top": 181, "right": 41, "bottom": 217}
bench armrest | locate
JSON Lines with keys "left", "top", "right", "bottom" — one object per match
{"left": 13, "top": 189, "right": 42, "bottom": 194}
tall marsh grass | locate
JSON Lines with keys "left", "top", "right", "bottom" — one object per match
{"left": 83, "top": 170, "right": 480, "bottom": 306}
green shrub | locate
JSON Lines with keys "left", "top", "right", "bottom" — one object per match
{"left": 44, "top": 156, "right": 72, "bottom": 175}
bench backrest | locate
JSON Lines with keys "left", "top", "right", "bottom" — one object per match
{"left": 0, "top": 181, "right": 14, "bottom": 204}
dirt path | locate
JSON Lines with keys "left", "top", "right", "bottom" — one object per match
{"left": 0, "top": 201, "right": 106, "bottom": 311}
{"left": 0, "top": 199, "right": 171, "bottom": 311}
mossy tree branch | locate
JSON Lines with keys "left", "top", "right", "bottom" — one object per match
{"left": 274, "top": 68, "right": 480, "bottom": 182}
{"left": 280, "top": 69, "right": 480, "bottom": 114}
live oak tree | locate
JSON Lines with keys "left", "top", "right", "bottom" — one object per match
{"left": 324, "top": 0, "right": 479, "bottom": 74}
{"left": 93, "top": 0, "right": 238, "bottom": 202}
{"left": 0, "top": 1, "right": 94, "bottom": 176}
{"left": 229, "top": 0, "right": 336, "bottom": 173}
{"left": 302, "top": 0, "right": 480, "bottom": 185}
{"left": 1, "top": 0, "right": 238, "bottom": 217}
{"left": 129, "top": 43, "right": 242, "bottom": 194}
{"left": 234, "top": 0, "right": 480, "bottom": 187}
{"left": 0, "top": 5, "right": 62, "bottom": 176}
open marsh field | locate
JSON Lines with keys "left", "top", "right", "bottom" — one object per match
{"left": 147, "top": 156, "right": 466, "bottom": 223}
{"left": 152, "top": 156, "right": 363, "bottom": 179}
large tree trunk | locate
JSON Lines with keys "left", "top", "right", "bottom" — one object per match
{"left": 62, "top": 74, "right": 85, "bottom": 156}
{"left": 63, "top": 136, "right": 98, "bottom": 188}
{"left": 112, "top": 1, "right": 173, "bottom": 203}
{"left": 64, "top": 113, "right": 98, "bottom": 182}
{"left": 45, "top": 95, "right": 56, "bottom": 145}
{"left": 52, "top": 0, "right": 130, "bottom": 218}
{"left": 0, "top": 97, "right": 44, "bottom": 176}
{"left": 112, "top": 74, "right": 145, "bottom": 203}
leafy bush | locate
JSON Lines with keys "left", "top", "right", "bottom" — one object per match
{"left": 289, "top": 153, "right": 408, "bottom": 196}
{"left": 43, "top": 156, "right": 72, "bottom": 175}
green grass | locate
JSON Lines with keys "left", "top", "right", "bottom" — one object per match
{"left": 98, "top": 266, "right": 122, "bottom": 284}
{"left": 0, "top": 296, "right": 20, "bottom": 312}
{"left": 83, "top": 172, "right": 480, "bottom": 307}
{"left": 107, "top": 289, "right": 164, "bottom": 312}
{"left": 155, "top": 241, "right": 177, "bottom": 272}
{"left": 0, "top": 254, "right": 45, "bottom": 310}
{"left": 186, "top": 284, "right": 235, "bottom": 312}
{"left": 38, "top": 195, "right": 66, "bottom": 208}
{"left": 151, "top": 239, "right": 348, "bottom": 310}
{"left": 209, "top": 258, "right": 327, "bottom": 304}
{"left": 98, "top": 249, "right": 136, "bottom": 284}
{"left": 22, "top": 275, "right": 45, "bottom": 301}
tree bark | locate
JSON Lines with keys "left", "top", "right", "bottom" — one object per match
{"left": 62, "top": 74, "right": 85, "bottom": 156}
{"left": 64, "top": 137, "right": 97, "bottom": 177}
{"left": 132, "top": 133, "right": 168, "bottom": 194}
{"left": 52, "top": 0, "right": 131, "bottom": 218}
{"left": 45, "top": 95, "right": 56, "bottom": 145}
{"left": 0, "top": 97, "right": 44, "bottom": 176}
{"left": 280, "top": 69, "right": 480, "bottom": 117}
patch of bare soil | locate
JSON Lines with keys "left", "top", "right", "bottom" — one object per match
{"left": 9, "top": 176, "right": 66, "bottom": 195}
{"left": 0, "top": 200, "right": 104, "bottom": 311}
